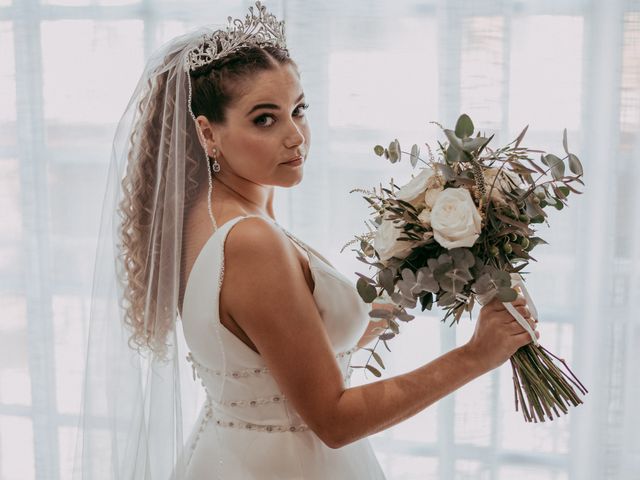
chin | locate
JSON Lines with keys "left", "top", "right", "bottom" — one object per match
{"left": 278, "top": 173, "right": 304, "bottom": 188}
{"left": 286, "top": 176, "right": 304, "bottom": 187}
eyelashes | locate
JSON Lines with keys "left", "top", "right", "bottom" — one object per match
{"left": 254, "top": 103, "right": 309, "bottom": 128}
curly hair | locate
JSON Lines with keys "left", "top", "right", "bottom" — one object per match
{"left": 117, "top": 42, "right": 297, "bottom": 358}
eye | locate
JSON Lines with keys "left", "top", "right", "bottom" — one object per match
{"left": 254, "top": 114, "right": 275, "bottom": 127}
{"left": 253, "top": 103, "right": 310, "bottom": 128}
{"left": 296, "top": 103, "right": 310, "bottom": 116}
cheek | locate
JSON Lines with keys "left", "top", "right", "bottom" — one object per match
{"left": 235, "top": 133, "right": 269, "bottom": 157}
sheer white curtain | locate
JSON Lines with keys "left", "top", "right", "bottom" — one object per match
{"left": 1, "top": 0, "right": 638, "bottom": 478}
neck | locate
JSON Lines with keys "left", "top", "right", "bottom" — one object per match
{"left": 210, "top": 173, "right": 276, "bottom": 220}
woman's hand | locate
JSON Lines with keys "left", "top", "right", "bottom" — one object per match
{"left": 464, "top": 295, "right": 539, "bottom": 374}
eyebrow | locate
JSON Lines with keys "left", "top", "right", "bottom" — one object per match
{"left": 245, "top": 93, "right": 305, "bottom": 117}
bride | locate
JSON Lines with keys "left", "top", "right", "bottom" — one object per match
{"left": 74, "top": 2, "right": 539, "bottom": 478}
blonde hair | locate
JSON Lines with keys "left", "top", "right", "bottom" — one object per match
{"left": 117, "top": 66, "right": 204, "bottom": 359}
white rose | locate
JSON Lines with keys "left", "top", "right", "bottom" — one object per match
{"left": 424, "top": 186, "right": 443, "bottom": 209}
{"left": 430, "top": 188, "right": 482, "bottom": 249}
{"left": 417, "top": 207, "right": 432, "bottom": 226}
{"left": 396, "top": 168, "right": 435, "bottom": 208}
{"left": 373, "top": 215, "right": 415, "bottom": 262}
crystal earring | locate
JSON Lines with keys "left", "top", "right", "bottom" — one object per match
{"left": 211, "top": 147, "right": 221, "bottom": 173}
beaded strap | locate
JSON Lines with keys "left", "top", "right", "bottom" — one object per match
{"left": 215, "top": 393, "right": 285, "bottom": 408}
{"left": 196, "top": 398, "right": 309, "bottom": 436}
{"left": 186, "top": 353, "right": 270, "bottom": 379}
{"left": 213, "top": 416, "right": 309, "bottom": 433}
{"left": 188, "top": 395, "right": 308, "bottom": 454}
{"left": 279, "top": 227, "right": 336, "bottom": 270}
{"left": 345, "top": 366, "right": 354, "bottom": 383}
{"left": 186, "top": 346, "right": 358, "bottom": 380}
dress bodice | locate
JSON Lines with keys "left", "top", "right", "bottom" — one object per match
{"left": 180, "top": 215, "right": 370, "bottom": 436}
{"left": 179, "top": 215, "right": 386, "bottom": 479}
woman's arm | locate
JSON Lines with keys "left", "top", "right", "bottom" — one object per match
{"left": 329, "top": 343, "right": 483, "bottom": 447}
{"left": 224, "top": 218, "right": 538, "bottom": 449}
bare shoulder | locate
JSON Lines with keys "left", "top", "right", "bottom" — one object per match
{"left": 224, "top": 216, "right": 289, "bottom": 258}
{"left": 222, "top": 216, "right": 307, "bottom": 312}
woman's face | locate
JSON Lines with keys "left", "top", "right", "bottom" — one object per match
{"left": 200, "top": 63, "right": 311, "bottom": 188}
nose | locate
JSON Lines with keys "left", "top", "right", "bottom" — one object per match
{"left": 284, "top": 118, "right": 306, "bottom": 150}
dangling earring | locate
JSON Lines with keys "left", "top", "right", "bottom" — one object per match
{"left": 211, "top": 147, "right": 221, "bottom": 173}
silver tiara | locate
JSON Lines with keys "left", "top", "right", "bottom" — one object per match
{"left": 185, "top": 1, "right": 287, "bottom": 73}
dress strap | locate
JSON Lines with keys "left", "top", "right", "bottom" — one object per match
{"left": 278, "top": 229, "right": 336, "bottom": 269}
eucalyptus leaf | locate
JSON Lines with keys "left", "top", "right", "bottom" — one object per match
{"left": 410, "top": 144, "right": 420, "bottom": 168}
{"left": 454, "top": 113, "right": 474, "bottom": 139}
{"left": 391, "top": 291, "right": 416, "bottom": 309}
{"left": 553, "top": 185, "right": 568, "bottom": 199}
{"left": 444, "top": 129, "right": 463, "bottom": 150}
{"left": 472, "top": 272, "right": 494, "bottom": 295}
{"left": 369, "top": 309, "right": 394, "bottom": 320}
{"left": 440, "top": 271, "right": 472, "bottom": 293}
{"left": 388, "top": 141, "right": 400, "bottom": 163}
{"left": 562, "top": 182, "right": 583, "bottom": 195}
{"left": 445, "top": 144, "right": 464, "bottom": 164}
{"left": 568, "top": 153, "right": 583, "bottom": 176}
{"left": 371, "top": 350, "right": 385, "bottom": 369}
{"left": 365, "top": 364, "right": 382, "bottom": 377}
{"left": 437, "top": 291, "right": 458, "bottom": 307}
{"left": 416, "top": 266, "right": 439, "bottom": 293}
{"left": 460, "top": 136, "right": 488, "bottom": 153}
{"left": 396, "top": 311, "right": 415, "bottom": 322}
{"left": 514, "top": 124, "right": 529, "bottom": 148}
{"left": 401, "top": 268, "right": 416, "bottom": 284}
{"left": 542, "top": 153, "right": 565, "bottom": 180}
{"left": 509, "top": 163, "right": 537, "bottom": 175}
{"left": 388, "top": 319, "right": 400, "bottom": 334}
{"left": 449, "top": 248, "right": 475, "bottom": 269}
{"left": 355, "top": 272, "right": 376, "bottom": 285}
{"left": 357, "top": 277, "right": 378, "bottom": 303}
{"left": 497, "top": 287, "right": 518, "bottom": 303}
{"left": 379, "top": 268, "right": 394, "bottom": 295}
{"left": 562, "top": 128, "right": 569, "bottom": 155}
{"left": 491, "top": 270, "right": 512, "bottom": 288}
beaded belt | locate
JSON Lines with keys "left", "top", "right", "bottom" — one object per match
{"left": 189, "top": 396, "right": 310, "bottom": 454}
{"left": 186, "top": 346, "right": 357, "bottom": 450}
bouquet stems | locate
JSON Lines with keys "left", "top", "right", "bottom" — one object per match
{"left": 510, "top": 343, "right": 588, "bottom": 422}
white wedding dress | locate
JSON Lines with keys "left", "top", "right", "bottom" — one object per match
{"left": 180, "top": 214, "right": 387, "bottom": 479}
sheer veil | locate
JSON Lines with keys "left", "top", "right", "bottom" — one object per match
{"left": 72, "top": 25, "right": 228, "bottom": 479}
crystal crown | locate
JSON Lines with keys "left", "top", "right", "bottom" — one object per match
{"left": 185, "top": 1, "right": 287, "bottom": 73}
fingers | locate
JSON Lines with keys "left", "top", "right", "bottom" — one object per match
{"left": 507, "top": 311, "right": 539, "bottom": 337}
{"left": 497, "top": 304, "right": 531, "bottom": 324}
{"left": 513, "top": 329, "right": 540, "bottom": 347}
{"left": 506, "top": 319, "right": 528, "bottom": 335}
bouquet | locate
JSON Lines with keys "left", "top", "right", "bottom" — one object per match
{"left": 343, "top": 114, "right": 588, "bottom": 423}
